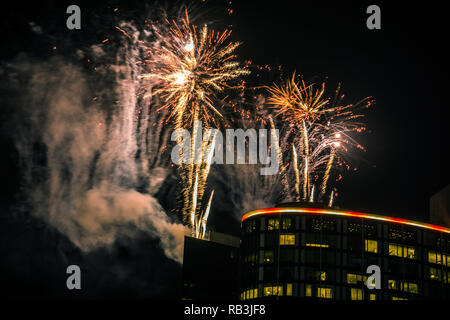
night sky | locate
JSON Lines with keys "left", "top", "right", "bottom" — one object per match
{"left": 0, "top": 0, "right": 449, "bottom": 299}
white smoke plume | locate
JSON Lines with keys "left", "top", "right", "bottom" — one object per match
{"left": 9, "top": 23, "right": 189, "bottom": 263}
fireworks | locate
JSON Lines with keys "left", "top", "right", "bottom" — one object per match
{"left": 266, "top": 74, "right": 372, "bottom": 203}
{"left": 139, "top": 9, "right": 249, "bottom": 236}
{"left": 140, "top": 9, "right": 249, "bottom": 129}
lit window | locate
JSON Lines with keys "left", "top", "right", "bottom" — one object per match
{"left": 428, "top": 251, "right": 437, "bottom": 264}
{"left": 282, "top": 218, "right": 292, "bottom": 230}
{"left": 369, "top": 294, "right": 376, "bottom": 300}
{"left": 306, "top": 243, "right": 329, "bottom": 248}
{"left": 365, "top": 239, "right": 378, "bottom": 253}
{"left": 428, "top": 251, "right": 449, "bottom": 266}
{"left": 280, "top": 234, "right": 295, "bottom": 245}
{"left": 392, "top": 296, "right": 408, "bottom": 300}
{"left": 406, "top": 247, "right": 416, "bottom": 259}
{"left": 430, "top": 267, "right": 442, "bottom": 281}
{"left": 408, "top": 283, "right": 418, "bottom": 294}
{"left": 305, "top": 284, "right": 312, "bottom": 297}
{"left": 317, "top": 271, "right": 326, "bottom": 281}
{"left": 264, "top": 286, "right": 282, "bottom": 297}
{"left": 351, "top": 288, "right": 363, "bottom": 300}
{"left": 388, "top": 243, "right": 415, "bottom": 259}
{"left": 264, "top": 251, "right": 274, "bottom": 263}
{"left": 317, "top": 287, "right": 333, "bottom": 299}
{"left": 347, "top": 273, "right": 364, "bottom": 284}
{"left": 389, "top": 243, "right": 398, "bottom": 256}
{"left": 347, "top": 274, "right": 357, "bottom": 284}
{"left": 388, "top": 279, "right": 398, "bottom": 290}
{"left": 267, "top": 219, "right": 279, "bottom": 230}
{"left": 286, "top": 283, "right": 293, "bottom": 296}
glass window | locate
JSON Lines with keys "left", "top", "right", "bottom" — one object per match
{"left": 267, "top": 218, "right": 279, "bottom": 230}
{"left": 365, "top": 239, "right": 378, "bottom": 253}
{"left": 305, "top": 284, "right": 312, "bottom": 297}
{"left": 280, "top": 249, "right": 294, "bottom": 263}
{"left": 280, "top": 234, "right": 295, "bottom": 245}
{"left": 347, "top": 273, "right": 366, "bottom": 285}
{"left": 369, "top": 293, "right": 376, "bottom": 300}
{"left": 264, "top": 286, "right": 282, "bottom": 297}
{"left": 408, "top": 283, "right": 418, "bottom": 294}
{"left": 306, "top": 243, "right": 329, "bottom": 248}
{"left": 286, "top": 283, "right": 293, "bottom": 296}
{"left": 392, "top": 296, "right": 408, "bottom": 300}
{"left": 264, "top": 251, "right": 274, "bottom": 263}
{"left": 317, "top": 287, "right": 333, "bottom": 299}
{"left": 388, "top": 243, "right": 416, "bottom": 259}
{"left": 388, "top": 279, "right": 398, "bottom": 290}
{"left": 282, "top": 217, "right": 292, "bottom": 230}
{"left": 430, "top": 267, "right": 442, "bottom": 281}
{"left": 347, "top": 273, "right": 358, "bottom": 284}
{"left": 351, "top": 288, "right": 363, "bottom": 300}
{"left": 308, "top": 270, "right": 326, "bottom": 281}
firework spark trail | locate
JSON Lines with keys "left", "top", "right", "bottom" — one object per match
{"left": 292, "top": 144, "right": 301, "bottom": 201}
{"left": 202, "top": 190, "right": 214, "bottom": 239}
{"left": 139, "top": 9, "right": 249, "bottom": 236}
{"left": 266, "top": 73, "right": 372, "bottom": 203}
{"left": 320, "top": 148, "right": 335, "bottom": 199}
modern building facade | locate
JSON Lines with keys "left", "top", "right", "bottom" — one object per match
{"left": 239, "top": 202, "right": 450, "bottom": 300}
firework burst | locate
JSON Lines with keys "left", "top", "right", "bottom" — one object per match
{"left": 139, "top": 9, "right": 249, "bottom": 236}
{"left": 266, "top": 73, "right": 373, "bottom": 204}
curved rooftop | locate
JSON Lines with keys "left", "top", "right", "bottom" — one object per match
{"left": 241, "top": 204, "right": 450, "bottom": 234}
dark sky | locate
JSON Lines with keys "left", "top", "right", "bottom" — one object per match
{"left": 0, "top": 0, "right": 449, "bottom": 299}
{"left": 2, "top": 0, "right": 448, "bottom": 222}
{"left": 226, "top": 2, "right": 450, "bottom": 222}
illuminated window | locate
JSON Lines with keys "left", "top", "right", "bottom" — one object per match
{"left": 319, "top": 271, "right": 326, "bottom": 281}
{"left": 428, "top": 251, "right": 449, "bottom": 266}
{"left": 351, "top": 288, "right": 363, "bottom": 300}
{"left": 306, "top": 243, "right": 329, "bottom": 248}
{"left": 267, "top": 219, "right": 279, "bottom": 230}
{"left": 406, "top": 247, "right": 416, "bottom": 259}
{"left": 392, "top": 296, "right": 408, "bottom": 300}
{"left": 282, "top": 217, "right": 292, "bottom": 230}
{"left": 365, "top": 239, "right": 378, "bottom": 253}
{"left": 388, "top": 280, "right": 419, "bottom": 294}
{"left": 430, "top": 267, "right": 442, "bottom": 281}
{"left": 305, "top": 284, "right": 312, "bottom": 297}
{"left": 264, "top": 286, "right": 282, "bottom": 297}
{"left": 241, "top": 288, "right": 258, "bottom": 300}
{"left": 347, "top": 273, "right": 366, "bottom": 285}
{"left": 369, "top": 293, "right": 376, "bottom": 300}
{"left": 429, "top": 251, "right": 437, "bottom": 264}
{"left": 408, "top": 283, "right": 418, "bottom": 294}
{"left": 388, "top": 279, "right": 398, "bottom": 290}
{"left": 317, "top": 287, "right": 333, "bottom": 299}
{"left": 280, "top": 234, "right": 295, "bottom": 245}
{"left": 264, "top": 251, "right": 274, "bottom": 263}
{"left": 286, "top": 283, "right": 293, "bottom": 296}
{"left": 388, "top": 243, "right": 416, "bottom": 259}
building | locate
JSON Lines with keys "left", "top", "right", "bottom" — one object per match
{"left": 239, "top": 202, "right": 450, "bottom": 300}
{"left": 182, "top": 231, "right": 240, "bottom": 300}
{"left": 430, "top": 184, "right": 450, "bottom": 228}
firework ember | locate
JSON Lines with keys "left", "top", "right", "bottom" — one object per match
{"left": 266, "top": 73, "right": 372, "bottom": 203}
{"left": 139, "top": 9, "right": 249, "bottom": 236}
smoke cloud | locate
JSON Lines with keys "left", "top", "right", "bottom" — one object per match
{"left": 7, "top": 33, "right": 188, "bottom": 263}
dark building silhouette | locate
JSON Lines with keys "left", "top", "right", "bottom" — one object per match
{"left": 431, "top": 184, "right": 450, "bottom": 228}
{"left": 182, "top": 231, "right": 239, "bottom": 300}
{"left": 239, "top": 203, "right": 450, "bottom": 300}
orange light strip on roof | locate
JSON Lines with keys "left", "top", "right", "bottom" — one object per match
{"left": 241, "top": 207, "right": 450, "bottom": 234}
